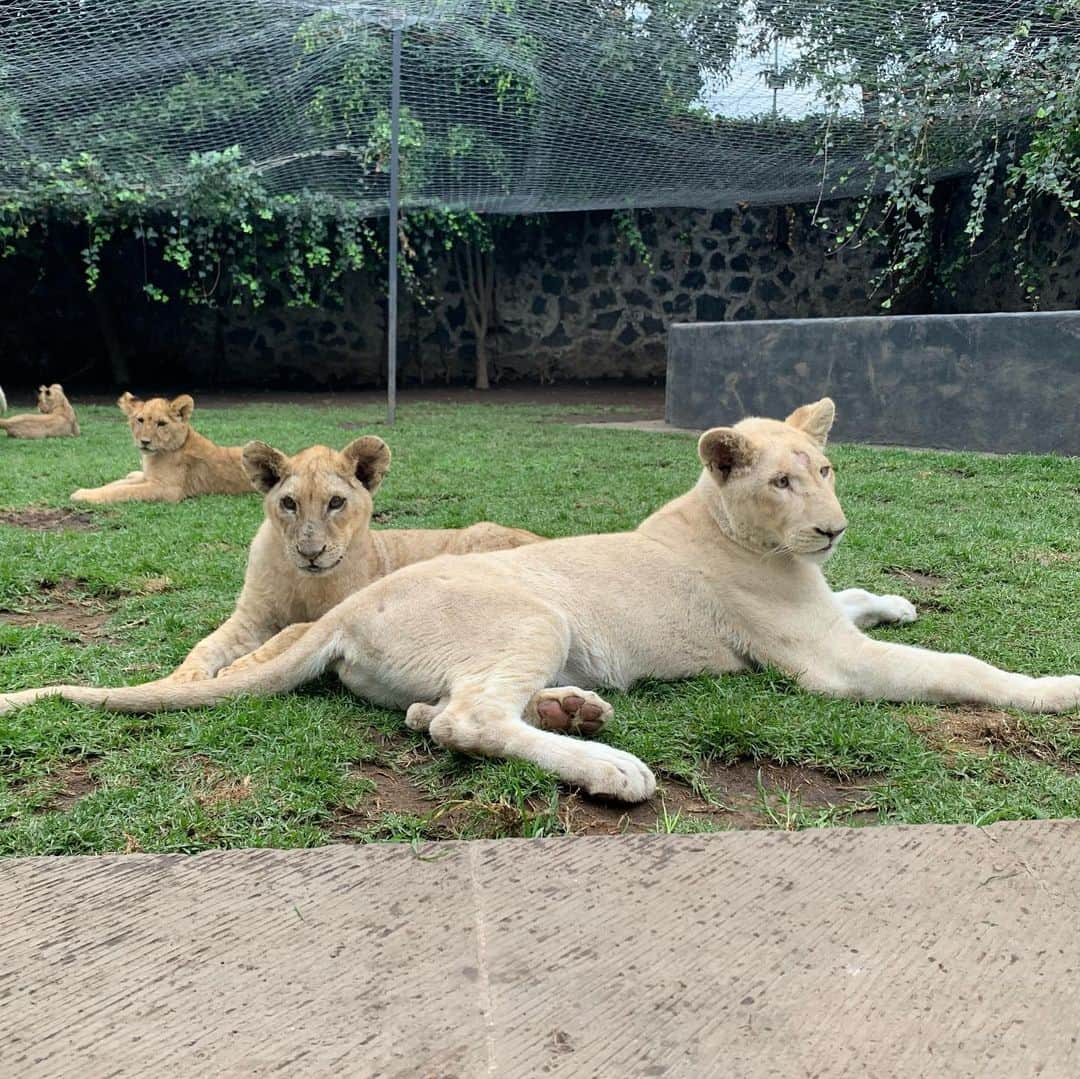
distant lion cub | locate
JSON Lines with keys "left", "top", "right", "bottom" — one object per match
{"left": 71, "top": 392, "right": 250, "bottom": 503}
{"left": 0, "top": 384, "right": 80, "bottom": 439}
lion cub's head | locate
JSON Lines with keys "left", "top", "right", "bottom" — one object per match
{"left": 37, "top": 384, "right": 68, "bottom": 414}
{"left": 697, "top": 398, "right": 848, "bottom": 563}
{"left": 241, "top": 436, "right": 391, "bottom": 575}
{"left": 118, "top": 392, "right": 194, "bottom": 453}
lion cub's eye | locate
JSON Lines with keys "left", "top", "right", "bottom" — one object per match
{"left": 772, "top": 475, "right": 790, "bottom": 489}
{"left": 157, "top": 420, "right": 167, "bottom": 428}
{"left": 820, "top": 465, "right": 831, "bottom": 478}
{"left": 328, "top": 495, "right": 346, "bottom": 511}
{"left": 135, "top": 416, "right": 144, "bottom": 424}
{"left": 281, "top": 496, "right": 298, "bottom": 512}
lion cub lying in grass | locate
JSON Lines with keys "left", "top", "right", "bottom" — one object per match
{"left": 0, "top": 384, "right": 80, "bottom": 439}
{"left": 169, "top": 435, "right": 540, "bottom": 681}
{"left": 71, "top": 392, "right": 250, "bottom": 503}
{"left": 7, "top": 398, "right": 1074, "bottom": 804}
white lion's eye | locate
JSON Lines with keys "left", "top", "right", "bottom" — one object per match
{"left": 821, "top": 465, "right": 831, "bottom": 478}
{"left": 772, "top": 475, "right": 790, "bottom": 489}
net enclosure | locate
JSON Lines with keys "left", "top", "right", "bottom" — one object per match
{"left": 1, "top": 0, "right": 1075, "bottom": 216}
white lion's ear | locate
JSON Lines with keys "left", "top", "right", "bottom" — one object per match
{"left": 785, "top": 398, "right": 836, "bottom": 446}
{"left": 242, "top": 441, "right": 289, "bottom": 493}
{"left": 342, "top": 436, "right": 391, "bottom": 493}
{"left": 698, "top": 427, "right": 755, "bottom": 481}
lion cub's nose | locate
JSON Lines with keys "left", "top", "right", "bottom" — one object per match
{"left": 297, "top": 543, "right": 326, "bottom": 561}
{"left": 140, "top": 439, "right": 151, "bottom": 447}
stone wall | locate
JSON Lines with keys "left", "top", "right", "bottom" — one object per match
{"left": 1, "top": 198, "right": 1078, "bottom": 389}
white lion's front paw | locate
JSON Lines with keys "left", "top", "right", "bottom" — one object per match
{"left": 581, "top": 744, "right": 656, "bottom": 802}
{"left": 878, "top": 594, "right": 918, "bottom": 624}
{"left": 1027, "top": 675, "right": 1080, "bottom": 714}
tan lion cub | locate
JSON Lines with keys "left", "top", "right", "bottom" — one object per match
{"left": 0, "top": 384, "right": 80, "bottom": 439}
{"left": 169, "top": 435, "right": 540, "bottom": 682}
{"left": 5, "top": 398, "right": 1076, "bottom": 804}
{"left": 71, "top": 392, "right": 250, "bottom": 503}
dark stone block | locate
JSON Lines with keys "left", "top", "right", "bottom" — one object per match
{"left": 319, "top": 321, "right": 337, "bottom": 336}
{"left": 559, "top": 296, "right": 581, "bottom": 316}
{"left": 731, "top": 304, "right": 757, "bottom": 321}
{"left": 267, "top": 318, "right": 286, "bottom": 335}
{"left": 729, "top": 277, "right": 751, "bottom": 294}
{"left": 695, "top": 295, "right": 727, "bottom": 322}
{"left": 709, "top": 252, "right": 726, "bottom": 272}
{"left": 729, "top": 254, "right": 751, "bottom": 272}
{"left": 756, "top": 280, "right": 784, "bottom": 303}
{"left": 532, "top": 296, "right": 548, "bottom": 315}
{"left": 673, "top": 293, "right": 691, "bottom": 314}
{"left": 590, "top": 288, "right": 617, "bottom": 309}
{"left": 591, "top": 250, "right": 616, "bottom": 267}
{"left": 618, "top": 324, "right": 640, "bottom": 346}
{"left": 711, "top": 210, "right": 733, "bottom": 232}
{"left": 652, "top": 275, "right": 672, "bottom": 295}
{"left": 625, "top": 289, "right": 652, "bottom": 308}
{"left": 542, "top": 322, "right": 572, "bottom": 348}
{"left": 591, "top": 310, "right": 620, "bottom": 331}
{"left": 688, "top": 253, "right": 702, "bottom": 269}
{"left": 642, "top": 315, "right": 666, "bottom": 335}
{"left": 541, "top": 273, "right": 564, "bottom": 296}
{"left": 570, "top": 274, "right": 589, "bottom": 290}
{"left": 681, "top": 270, "right": 706, "bottom": 290}
{"left": 778, "top": 268, "right": 796, "bottom": 286}
{"left": 666, "top": 312, "right": 1080, "bottom": 453}
{"left": 227, "top": 328, "right": 257, "bottom": 348}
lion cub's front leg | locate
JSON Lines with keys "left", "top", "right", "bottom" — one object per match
{"left": 71, "top": 479, "right": 181, "bottom": 504}
{"left": 217, "top": 623, "right": 314, "bottom": 678}
{"left": 833, "top": 588, "right": 917, "bottom": 630}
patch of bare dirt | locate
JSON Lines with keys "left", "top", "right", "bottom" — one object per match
{"left": 886, "top": 567, "right": 948, "bottom": 590}
{"left": 331, "top": 757, "right": 880, "bottom": 839}
{"left": 0, "top": 508, "right": 97, "bottom": 532}
{"left": 907, "top": 708, "right": 1078, "bottom": 770}
{"left": 48, "top": 759, "right": 100, "bottom": 811}
{"left": 187, "top": 757, "right": 255, "bottom": 808}
{"left": 1027, "top": 550, "right": 1079, "bottom": 567}
{"left": 0, "top": 577, "right": 117, "bottom": 642}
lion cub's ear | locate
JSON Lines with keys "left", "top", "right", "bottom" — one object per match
{"left": 242, "top": 441, "right": 289, "bottom": 493}
{"left": 698, "top": 427, "right": 755, "bottom": 481}
{"left": 50, "top": 383, "right": 64, "bottom": 395}
{"left": 342, "top": 436, "right": 392, "bottom": 494}
{"left": 170, "top": 394, "right": 195, "bottom": 422}
{"left": 118, "top": 391, "right": 140, "bottom": 414}
{"left": 785, "top": 398, "right": 836, "bottom": 446}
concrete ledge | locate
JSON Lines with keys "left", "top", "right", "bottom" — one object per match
{"left": 5, "top": 821, "right": 1080, "bottom": 1076}
{"left": 666, "top": 311, "right": 1080, "bottom": 454}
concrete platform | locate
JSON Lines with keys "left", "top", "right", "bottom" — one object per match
{"left": 666, "top": 311, "right": 1080, "bottom": 454}
{"left": 4, "top": 821, "right": 1080, "bottom": 1077}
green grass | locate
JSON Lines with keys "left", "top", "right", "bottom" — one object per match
{"left": 0, "top": 397, "right": 1078, "bottom": 855}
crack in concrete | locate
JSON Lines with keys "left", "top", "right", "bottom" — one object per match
{"left": 469, "top": 844, "right": 498, "bottom": 1078}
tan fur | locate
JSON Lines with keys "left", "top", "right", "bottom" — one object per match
{"left": 168, "top": 436, "right": 540, "bottom": 681}
{"left": 0, "top": 384, "right": 79, "bottom": 439}
{"left": 5, "top": 399, "right": 1077, "bottom": 803}
{"left": 70, "top": 392, "right": 250, "bottom": 503}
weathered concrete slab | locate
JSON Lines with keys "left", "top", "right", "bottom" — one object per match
{"left": 4, "top": 821, "right": 1080, "bottom": 1077}
{"left": 666, "top": 311, "right": 1080, "bottom": 454}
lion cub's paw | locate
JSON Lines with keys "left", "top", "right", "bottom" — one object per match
{"left": 218, "top": 655, "right": 258, "bottom": 679}
{"left": 528, "top": 687, "right": 612, "bottom": 737}
{"left": 877, "top": 595, "right": 918, "bottom": 624}
{"left": 70, "top": 489, "right": 98, "bottom": 503}
{"left": 169, "top": 668, "right": 210, "bottom": 684}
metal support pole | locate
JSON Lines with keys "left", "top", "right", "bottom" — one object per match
{"left": 386, "top": 18, "right": 403, "bottom": 425}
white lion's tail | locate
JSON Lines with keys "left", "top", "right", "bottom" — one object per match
{"left": 0, "top": 620, "right": 344, "bottom": 715}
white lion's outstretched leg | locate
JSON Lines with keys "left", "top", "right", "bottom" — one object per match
{"left": 833, "top": 588, "right": 917, "bottom": 629}
{"left": 428, "top": 689, "right": 654, "bottom": 802}
{"left": 408, "top": 687, "right": 613, "bottom": 738}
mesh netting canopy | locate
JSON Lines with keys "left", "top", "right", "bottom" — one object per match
{"left": 0, "top": 1, "right": 1071, "bottom": 214}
